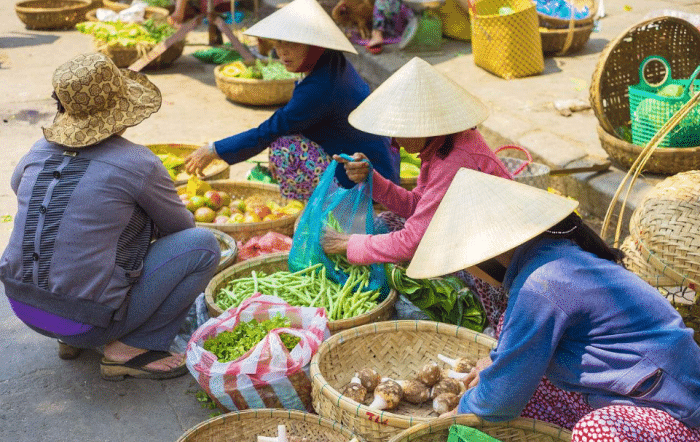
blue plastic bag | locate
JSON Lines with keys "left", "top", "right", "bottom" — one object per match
{"left": 288, "top": 155, "right": 389, "bottom": 300}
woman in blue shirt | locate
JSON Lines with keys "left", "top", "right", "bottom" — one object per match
{"left": 407, "top": 169, "right": 700, "bottom": 441}
{"left": 184, "top": 0, "right": 400, "bottom": 200}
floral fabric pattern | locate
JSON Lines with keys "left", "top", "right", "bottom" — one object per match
{"left": 268, "top": 135, "right": 332, "bottom": 201}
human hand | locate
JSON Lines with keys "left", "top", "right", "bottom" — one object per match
{"left": 333, "top": 153, "right": 370, "bottom": 184}
{"left": 184, "top": 144, "right": 219, "bottom": 176}
{"left": 439, "top": 406, "right": 459, "bottom": 419}
{"left": 321, "top": 227, "right": 350, "bottom": 255}
{"left": 462, "top": 356, "right": 493, "bottom": 389}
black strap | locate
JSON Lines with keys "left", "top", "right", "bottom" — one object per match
{"left": 122, "top": 350, "right": 173, "bottom": 369}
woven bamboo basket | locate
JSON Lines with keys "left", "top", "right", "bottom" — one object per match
{"left": 146, "top": 143, "right": 230, "bottom": 186}
{"left": 537, "top": 0, "right": 595, "bottom": 29}
{"left": 95, "top": 36, "right": 185, "bottom": 69}
{"left": 389, "top": 414, "right": 572, "bottom": 442}
{"left": 177, "top": 180, "right": 301, "bottom": 243}
{"left": 596, "top": 124, "right": 700, "bottom": 175}
{"left": 214, "top": 61, "right": 297, "bottom": 106}
{"left": 177, "top": 409, "right": 366, "bottom": 442}
{"left": 101, "top": 0, "right": 127, "bottom": 10}
{"left": 204, "top": 252, "right": 398, "bottom": 334}
{"left": 540, "top": 22, "right": 593, "bottom": 55}
{"left": 15, "top": 0, "right": 93, "bottom": 30}
{"left": 495, "top": 145, "right": 550, "bottom": 190}
{"left": 209, "top": 228, "right": 238, "bottom": 274}
{"left": 310, "top": 320, "right": 498, "bottom": 442}
{"left": 589, "top": 16, "right": 700, "bottom": 140}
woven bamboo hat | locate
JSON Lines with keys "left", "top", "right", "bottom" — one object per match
{"left": 348, "top": 57, "right": 489, "bottom": 137}
{"left": 243, "top": 0, "right": 357, "bottom": 54}
{"left": 622, "top": 171, "right": 700, "bottom": 292}
{"left": 406, "top": 168, "right": 578, "bottom": 279}
{"left": 43, "top": 53, "right": 161, "bottom": 149}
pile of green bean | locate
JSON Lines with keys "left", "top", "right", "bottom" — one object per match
{"left": 215, "top": 263, "right": 381, "bottom": 321}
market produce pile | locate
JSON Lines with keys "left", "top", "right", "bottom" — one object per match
{"left": 220, "top": 59, "right": 303, "bottom": 80}
{"left": 76, "top": 19, "right": 176, "bottom": 51}
{"left": 203, "top": 315, "right": 300, "bottom": 362}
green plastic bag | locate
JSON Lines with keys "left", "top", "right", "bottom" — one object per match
{"left": 192, "top": 44, "right": 243, "bottom": 65}
{"left": 448, "top": 424, "right": 503, "bottom": 442}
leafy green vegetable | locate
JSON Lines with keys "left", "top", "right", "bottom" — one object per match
{"left": 386, "top": 263, "right": 486, "bottom": 332}
{"left": 76, "top": 19, "right": 175, "bottom": 48}
{"left": 144, "top": 0, "right": 172, "bottom": 8}
{"left": 203, "top": 315, "right": 300, "bottom": 362}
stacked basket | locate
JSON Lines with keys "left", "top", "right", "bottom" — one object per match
{"left": 538, "top": 0, "right": 596, "bottom": 55}
{"left": 589, "top": 16, "right": 700, "bottom": 174}
{"left": 15, "top": 0, "right": 93, "bottom": 30}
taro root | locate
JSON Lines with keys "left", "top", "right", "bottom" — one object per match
{"left": 437, "top": 353, "right": 474, "bottom": 373}
{"left": 415, "top": 361, "right": 442, "bottom": 387}
{"left": 430, "top": 377, "right": 464, "bottom": 399}
{"left": 356, "top": 367, "right": 381, "bottom": 392}
{"left": 340, "top": 376, "right": 368, "bottom": 404}
{"left": 367, "top": 378, "right": 403, "bottom": 410}
{"left": 432, "top": 392, "right": 460, "bottom": 415}
{"left": 395, "top": 379, "right": 430, "bottom": 404}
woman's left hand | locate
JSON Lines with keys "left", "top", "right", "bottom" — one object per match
{"left": 439, "top": 407, "right": 459, "bottom": 419}
{"left": 321, "top": 228, "right": 350, "bottom": 255}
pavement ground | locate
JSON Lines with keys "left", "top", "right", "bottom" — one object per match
{"left": 1, "top": 0, "right": 699, "bottom": 440}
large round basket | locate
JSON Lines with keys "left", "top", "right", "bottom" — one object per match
{"left": 389, "top": 414, "right": 572, "bottom": 442}
{"left": 95, "top": 37, "right": 185, "bottom": 69}
{"left": 310, "top": 320, "right": 498, "bottom": 442}
{"left": 147, "top": 143, "right": 230, "bottom": 186}
{"left": 204, "top": 252, "right": 398, "bottom": 334}
{"left": 596, "top": 124, "right": 700, "bottom": 175}
{"left": 177, "top": 409, "right": 366, "bottom": 442}
{"left": 177, "top": 180, "right": 301, "bottom": 243}
{"left": 589, "top": 16, "right": 700, "bottom": 138}
{"left": 214, "top": 61, "right": 297, "bottom": 106}
{"left": 537, "top": 0, "right": 595, "bottom": 29}
{"left": 540, "top": 22, "right": 594, "bottom": 55}
{"left": 208, "top": 228, "right": 238, "bottom": 274}
{"left": 101, "top": 0, "right": 127, "bottom": 10}
{"left": 15, "top": 0, "right": 93, "bottom": 30}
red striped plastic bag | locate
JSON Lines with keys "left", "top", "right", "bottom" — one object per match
{"left": 185, "top": 294, "right": 330, "bottom": 412}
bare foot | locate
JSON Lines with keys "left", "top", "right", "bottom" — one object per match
{"left": 103, "top": 341, "right": 184, "bottom": 372}
{"left": 367, "top": 29, "right": 383, "bottom": 48}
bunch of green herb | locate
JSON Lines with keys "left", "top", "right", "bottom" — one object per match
{"left": 203, "top": 315, "right": 301, "bottom": 363}
{"left": 76, "top": 19, "right": 175, "bottom": 47}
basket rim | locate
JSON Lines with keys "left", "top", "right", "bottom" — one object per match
{"left": 387, "top": 414, "right": 572, "bottom": 442}
{"left": 204, "top": 251, "right": 398, "bottom": 331}
{"left": 176, "top": 408, "right": 367, "bottom": 442}
{"left": 596, "top": 123, "right": 700, "bottom": 154}
{"left": 208, "top": 228, "right": 239, "bottom": 273}
{"left": 214, "top": 62, "right": 299, "bottom": 86}
{"left": 589, "top": 16, "right": 700, "bottom": 135}
{"left": 539, "top": 22, "right": 594, "bottom": 34}
{"left": 15, "top": 0, "right": 91, "bottom": 11}
{"left": 309, "top": 320, "right": 498, "bottom": 429}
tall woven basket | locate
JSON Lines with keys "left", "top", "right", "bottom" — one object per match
{"left": 389, "top": 414, "right": 572, "bottom": 442}
{"left": 204, "top": 252, "right": 398, "bottom": 334}
{"left": 538, "top": 0, "right": 596, "bottom": 55}
{"left": 15, "top": 0, "right": 93, "bottom": 30}
{"left": 589, "top": 16, "right": 700, "bottom": 173}
{"left": 176, "top": 180, "right": 301, "bottom": 243}
{"left": 177, "top": 409, "right": 366, "bottom": 442}
{"left": 468, "top": 0, "right": 544, "bottom": 79}
{"left": 310, "top": 320, "right": 498, "bottom": 442}
{"left": 620, "top": 171, "right": 700, "bottom": 344}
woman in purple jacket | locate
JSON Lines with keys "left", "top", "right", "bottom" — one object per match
{"left": 407, "top": 169, "right": 700, "bottom": 441}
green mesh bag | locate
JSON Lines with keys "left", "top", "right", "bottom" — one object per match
{"left": 448, "top": 424, "right": 503, "bottom": 442}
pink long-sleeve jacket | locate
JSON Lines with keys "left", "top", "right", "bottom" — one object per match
{"left": 346, "top": 129, "right": 513, "bottom": 265}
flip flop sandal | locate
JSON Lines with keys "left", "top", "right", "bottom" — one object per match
{"left": 366, "top": 43, "right": 383, "bottom": 55}
{"left": 100, "top": 350, "right": 188, "bottom": 381}
{"left": 57, "top": 340, "right": 82, "bottom": 360}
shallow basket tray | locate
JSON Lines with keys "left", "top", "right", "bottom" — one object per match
{"left": 95, "top": 35, "right": 184, "bottom": 70}
{"left": 176, "top": 408, "right": 367, "bottom": 442}
{"left": 596, "top": 124, "right": 700, "bottom": 175}
{"left": 15, "top": 0, "right": 93, "bottom": 30}
{"left": 310, "top": 320, "right": 498, "bottom": 442}
{"left": 147, "top": 143, "right": 230, "bottom": 186}
{"left": 101, "top": 0, "right": 127, "bottom": 10}
{"left": 540, "top": 22, "right": 593, "bottom": 55}
{"left": 214, "top": 61, "right": 297, "bottom": 106}
{"left": 204, "top": 252, "right": 398, "bottom": 334}
{"left": 389, "top": 414, "right": 572, "bottom": 442}
{"left": 177, "top": 180, "right": 300, "bottom": 243}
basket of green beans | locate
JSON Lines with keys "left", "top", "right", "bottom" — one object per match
{"left": 205, "top": 252, "right": 397, "bottom": 334}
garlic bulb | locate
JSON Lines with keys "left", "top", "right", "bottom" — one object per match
{"left": 395, "top": 379, "right": 430, "bottom": 404}
{"left": 356, "top": 368, "right": 382, "bottom": 392}
{"left": 340, "top": 376, "right": 368, "bottom": 404}
{"left": 367, "top": 379, "right": 403, "bottom": 410}
{"left": 430, "top": 377, "right": 464, "bottom": 399}
{"left": 432, "top": 392, "right": 460, "bottom": 415}
{"left": 415, "top": 361, "right": 442, "bottom": 387}
{"left": 437, "top": 353, "right": 474, "bottom": 373}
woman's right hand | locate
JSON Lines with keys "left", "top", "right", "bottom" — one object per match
{"left": 184, "top": 143, "right": 219, "bottom": 176}
{"left": 462, "top": 356, "right": 492, "bottom": 389}
{"left": 333, "top": 153, "right": 370, "bottom": 184}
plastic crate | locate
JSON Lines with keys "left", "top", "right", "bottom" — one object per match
{"left": 629, "top": 56, "right": 700, "bottom": 147}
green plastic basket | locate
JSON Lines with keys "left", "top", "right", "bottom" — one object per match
{"left": 628, "top": 56, "right": 700, "bottom": 148}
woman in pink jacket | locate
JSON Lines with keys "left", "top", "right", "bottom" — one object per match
{"left": 321, "top": 57, "right": 512, "bottom": 266}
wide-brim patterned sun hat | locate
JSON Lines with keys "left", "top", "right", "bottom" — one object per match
{"left": 348, "top": 57, "right": 490, "bottom": 137}
{"left": 43, "top": 53, "right": 161, "bottom": 149}
{"left": 243, "top": 0, "right": 357, "bottom": 54}
{"left": 406, "top": 168, "right": 578, "bottom": 279}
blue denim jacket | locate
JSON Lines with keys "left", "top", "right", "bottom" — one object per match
{"left": 459, "top": 237, "right": 700, "bottom": 428}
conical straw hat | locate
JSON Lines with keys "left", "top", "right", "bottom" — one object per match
{"left": 348, "top": 57, "right": 489, "bottom": 137}
{"left": 406, "top": 168, "right": 578, "bottom": 279}
{"left": 243, "top": 0, "right": 357, "bottom": 54}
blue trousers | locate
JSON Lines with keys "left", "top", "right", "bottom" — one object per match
{"left": 58, "top": 228, "right": 220, "bottom": 351}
